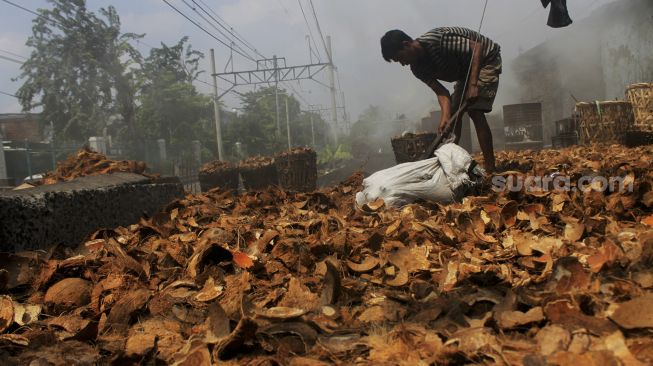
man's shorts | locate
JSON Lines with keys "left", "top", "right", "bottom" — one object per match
{"left": 452, "top": 53, "right": 502, "bottom": 113}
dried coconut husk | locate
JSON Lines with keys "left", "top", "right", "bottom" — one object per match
{"left": 239, "top": 156, "right": 278, "bottom": 191}
{"left": 43, "top": 278, "right": 91, "bottom": 314}
{"left": 199, "top": 160, "right": 236, "bottom": 174}
{"left": 36, "top": 146, "right": 151, "bottom": 185}
{"left": 0, "top": 144, "right": 652, "bottom": 364}
{"left": 0, "top": 296, "right": 14, "bottom": 333}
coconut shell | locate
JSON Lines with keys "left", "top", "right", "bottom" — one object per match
{"left": 0, "top": 296, "right": 14, "bottom": 333}
{"left": 254, "top": 307, "right": 307, "bottom": 320}
{"left": 12, "top": 303, "right": 41, "bottom": 326}
{"left": 44, "top": 278, "right": 91, "bottom": 313}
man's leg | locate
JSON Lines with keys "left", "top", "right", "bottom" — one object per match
{"left": 450, "top": 82, "right": 465, "bottom": 145}
{"left": 468, "top": 110, "right": 496, "bottom": 173}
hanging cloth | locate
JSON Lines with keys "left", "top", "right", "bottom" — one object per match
{"left": 541, "top": 0, "right": 573, "bottom": 28}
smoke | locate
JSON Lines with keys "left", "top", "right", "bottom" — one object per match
{"left": 488, "top": 0, "right": 653, "bottom": 146}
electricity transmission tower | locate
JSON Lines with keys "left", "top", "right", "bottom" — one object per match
{"left": 210, "top": 35, "right": 341, "bottom": 148}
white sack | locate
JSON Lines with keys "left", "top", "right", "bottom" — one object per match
{"left": 355, "top": 143, "right": 481, "bottom": 208}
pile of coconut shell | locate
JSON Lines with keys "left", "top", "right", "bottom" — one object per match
{"left": 1, "top": 144, "right": 652, "bottom": 365}
{"left": 36, "top": 147, "right": 148, "bottom": 185}
{"left": 200, "top": 160, "right": 237, "bottom": 174}
{"left": 240, "top": 156, "right": 275, "bottom": 170}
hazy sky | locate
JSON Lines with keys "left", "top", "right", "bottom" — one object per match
{"left": 0, "top": 0, "right": 616, "bottom": 122}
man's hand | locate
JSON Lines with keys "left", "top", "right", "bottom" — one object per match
{"left": 465, "top": 83, "right": 479, "bottom": 103}
{"left": 438, "top": 118, "right": 449, "bottom": 134}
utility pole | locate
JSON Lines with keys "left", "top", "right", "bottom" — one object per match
{"left": 310, "top": 114, "right": 316, "bottom": 148}
{"left": 213, "top": 56, "right": 333, "bottom": 151}
{"left": 0, "top": 132, "right": 6, "bottom": 180}
{"left": 340, "top": 91, "right": 350, "bottom": 132}
{"left": 273, "top": 55, "right": 281, "bottom": 136}
{"left": 285, "top": 96, "right": 292, "bottom": 150}
{"left": 326, "top": 36, "right": 338, "bottom": 146}
{"left": 210, "top": 49, "right": 224, "bottom": 160}
{"left": 306, "top": 35, "right": 313, "bottom": 64}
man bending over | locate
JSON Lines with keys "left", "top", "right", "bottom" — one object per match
{"left": 381, "top": 27, "right": 501, "bottom": 172}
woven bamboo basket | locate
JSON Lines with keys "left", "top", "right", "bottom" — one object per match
{"left": 552, "top": 133, "right": 578, "bottom": 149}
{"left": 198, "top": 161, "right": 240, "bottom": 192}
{"left": 239, "top": 159, "right": 278, "bottom": 191}
{"left": 275, "top": 148, "right": 317, "bottom": 192}
{"left": 390, "top": 132, "right": 436, "bottom": 164}
{"left": 624, "top": 130, "right": 653, "bottom": 147}
{"left": 626, "top": 83, "right": 653, "bottom": 132}
{"left": 576, "top": 101, "right": 634, "bottom": 145}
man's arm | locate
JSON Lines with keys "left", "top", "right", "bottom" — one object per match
{"left": 429, "top": 80, "right": 453, "bottom": 134}
{"left": 466, "top": 40, "right": 483, "bottom": 101}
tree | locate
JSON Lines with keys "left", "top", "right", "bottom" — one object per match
{"left": 135, "top": 37, "right": 213, "bottom": 155}
{"left": 16, "top": 0, "right": 142, "bottom": 142}
{"left": 223, "top": 87, "right": 330, "bottom": 159}
{"left": 346, "top": 105, "right": 400, "bottom": 157}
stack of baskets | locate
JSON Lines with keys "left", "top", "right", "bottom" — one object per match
{"left": 274, "top": 148, "right": 317, "bottom": 192}
{"left": 198, "top": 148, "right": 318, "bottom": 193}
{"left": 551, "top": 118, "right": 578, "bottom": 149}
{"left": 390, "top": 132, "right": 437, "bottom": 164}
{"left": 198, "top": 160, "right": 239, "bottom": 192}
{"left": 239, "top": 156, "right": 278, "bottom": 191}
{"left": 625, "top": 83, "right": 653, "bottom": 147}
{"left": 576, "top": 101, "right": 634, "bottom": 145}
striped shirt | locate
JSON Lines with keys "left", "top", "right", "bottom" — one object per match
{"left": 412, "top": 27, "right": 500, "bottom": 86}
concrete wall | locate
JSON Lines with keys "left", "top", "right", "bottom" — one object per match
{"left": 511, "top": 0, "right": 653, "bottom": 145}
{"left": 0, "top": 173, "right": 184, "bottom": 252}
{"left": 600, "top": 3, "right": 653, "bottom": 99}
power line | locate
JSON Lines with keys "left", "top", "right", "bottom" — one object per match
{"left": 275, "top": 0, "right": 290, "bottom": 15}
{"left": 0, "top": 0, "right": 64, "bottom": 27}
{"left": 195, "top": 0, "right": 260, "bottom": 54}
{"left": 297, "top": 0, "right": 322, "bottom": 62}
{"left": 192, "top": 0, "right": 266, "bottom": 59}
{"left": 190, "top": 0, "right": 315, "bottom": 107}
{"left": 0, "top": 48, "right": 27, "bottom": 60}
{"left": 0, "top": 54, "right": 23, "bottom": 64}
{"left": 0, "top": 0, "right": 228, "bottom": 102}
{"left": 182, "top": 0, "right": 257, "bottom": 61}
{"left": 162, "top": 0, "right": 256, "bottom": 62}
{"left": 0, "top": 90, "right": 18, "bottom": 98}
{"left": 1, "top": 0, "right": 41, "bottom": 18}
{"left": 136, "top": 39, "right": 156, "bottom": 50}
{"left": 1, "top": 0, "right": 160, "bottom": 56}
{"left": 307, "top": 0, "right": 329, "bottom": 60}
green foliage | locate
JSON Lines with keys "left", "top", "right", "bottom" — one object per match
{"left": 135, "top": 37, "right": 213, "bottom": 155}
{"left": 222, "top": 86, "right": 331, "bottom": 159}
{"left": 343, "top": 104, "right": 403, "bottom": 157}
{"left": 13, "top": 0, "right": 331, "bottom": 165}
{"left": 16, "top": 0, "right": 142, "bottom": 142}
{"left": 318, "top": 144, "right": 352, "bottom": 165}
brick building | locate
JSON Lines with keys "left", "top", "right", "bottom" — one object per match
{"left": 0, "top": 113, "right": 43, "bottom": 142}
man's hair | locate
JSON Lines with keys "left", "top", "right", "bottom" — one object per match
{"left": 381, "top": 30, "right": 412, "bottom": 62}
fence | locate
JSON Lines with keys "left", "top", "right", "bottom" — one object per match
{"left": 1, "top": 137, "right": 204, "bottom": 193}
{"left": 109, "top": 139, "right": 202, "bottom": 194}
{"left": 2, "top": 140, "right": 84, "bottom": 184}
{"left": 170, "top": 155, "right": 201, "bottom": 194}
